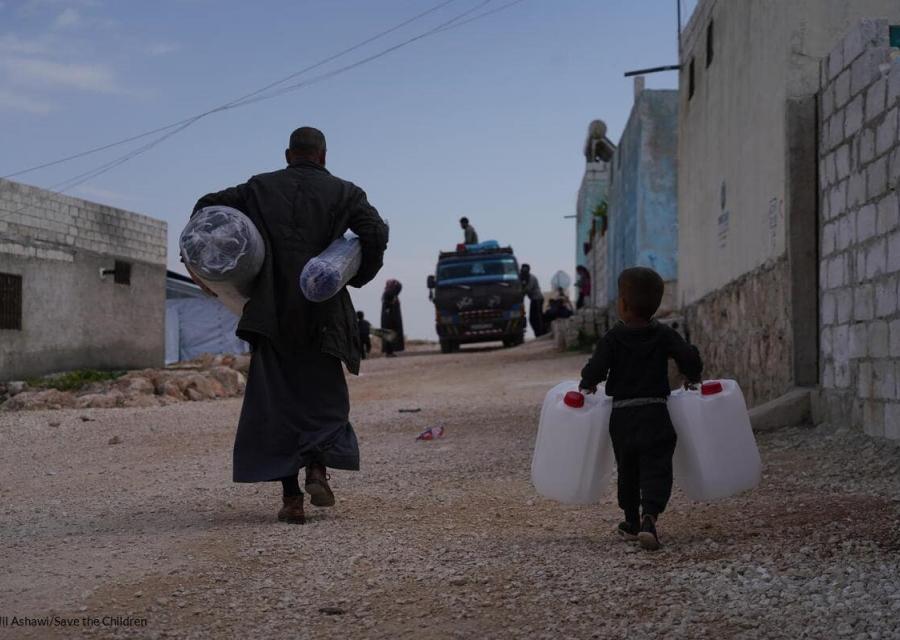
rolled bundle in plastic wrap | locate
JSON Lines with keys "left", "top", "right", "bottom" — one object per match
{"left": 299, "top": 234, "right": 362, "bottom": 302}
{"left": 179, "top": 206, "right": 265, "bottom": 315}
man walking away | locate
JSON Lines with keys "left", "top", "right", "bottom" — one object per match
{"left": 357, "top": 311, "right": 372, "bottom": 359}
{"left": 520, "top": 264, "right": 545, "bottom": 337}
{"left": 460, "top": 217, "right": 478, "bottom": 245}
{"left": 191, "top": 126, "right": 388, "bottom": 525}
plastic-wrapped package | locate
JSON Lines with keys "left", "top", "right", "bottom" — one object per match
{"left": 299, "top": 234, "right": 362, "bottom": 302}
{"left": 179, "top": 206, "right": 264, "bottom": 315}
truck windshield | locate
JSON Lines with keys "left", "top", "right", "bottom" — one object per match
{"left": 438, "top": 258, "right": 518, "bottom": 281}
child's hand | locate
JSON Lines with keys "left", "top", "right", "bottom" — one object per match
{"left": 580, "top": 384, "right": 598, "bottom": 395}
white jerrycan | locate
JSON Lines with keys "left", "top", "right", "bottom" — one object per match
{"left": 668, "top": 380, "right": 761, "bottom": 502}
{"left": 531, "top": 381, "right": 615, "bottom": 504}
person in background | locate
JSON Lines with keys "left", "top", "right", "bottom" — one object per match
{"left": 575, "top": 265, "right": 592, "bottom": 310}
{"left": 543, "top": 291, "right": 574, "bottom": 326}
{"left": 519, "top": 264, "right": 545, "bottom": 337}
{"left": 190, "top": 126, "right": 388, "bottom": 526}
{"left": 381, "top": 279, "right": 405, "bottom": 357}
{"left": 357, "top": 311, "right": 371, "bottom": 359}
{"left": 460, "top": 217, "right": 478, "bottom": 245}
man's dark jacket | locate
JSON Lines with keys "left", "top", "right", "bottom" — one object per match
{"left": 193, "top": 160, "right": 388, "bottom": 374}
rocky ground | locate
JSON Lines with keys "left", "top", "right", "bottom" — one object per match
{"left": 0, "top": 354, "right": 250, "bottom": 411}
{"left": 0, "top": 339, "right": 899, "bottom": 639}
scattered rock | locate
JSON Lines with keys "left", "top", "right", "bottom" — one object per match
{"left": 319, "top": 607, "right": 345, "bottom": 615}
{"left": 7, "top": 381, "right": 27, "bottom": 396}
{"left": 2, "top": 389, "right": 76, "bottom": 411}
{"left": 76, "top": 390, "right": 124, "bottom": 409}
{"left": 231, "top": 354, "right": 251, "bottom": 375}
{"left": 108, "top": 436, "right": 122, "bottom": 445}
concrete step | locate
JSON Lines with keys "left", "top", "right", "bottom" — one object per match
{"left": 749, "top": 387, "right": 813, "bottom": 432}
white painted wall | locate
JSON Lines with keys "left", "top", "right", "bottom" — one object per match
{"left": 678, "top": 0, "right": 900, "bottom": 306}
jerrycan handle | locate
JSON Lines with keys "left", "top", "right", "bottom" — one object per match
{"left": 564, "top": 391, "right": 585, "bottom": 408}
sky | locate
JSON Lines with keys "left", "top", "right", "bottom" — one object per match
{"left": 0, "top": 0, "right": 690, "bottom": 340}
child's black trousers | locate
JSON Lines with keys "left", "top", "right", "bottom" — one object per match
{"left": 609, "top": 404, "right": 678, "bottom": 521}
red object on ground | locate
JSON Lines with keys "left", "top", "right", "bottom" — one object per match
{"left": 564, "top": 391, "right": 585, "bottom": 408}
{"left": 701, "top": 381, "right": 723, "bottom": 396}
{"left": 416, "top": 426, "right": 445, "bottom": 441}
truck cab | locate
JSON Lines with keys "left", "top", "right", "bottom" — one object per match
{"left": 426, "top": 241, "right": 526, "bottom": 353}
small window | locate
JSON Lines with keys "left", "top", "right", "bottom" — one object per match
{"left": 706, "top": 21, "right": 714, "bottom": 67}
{"left": 688, "top": 57, "right": 696, "bottom": 99}
{"left": 0, "top": 273, "right": 23, "bottom": 330}
{"left": 890, "top": 25, "right": 900, "bottom": 47}
{"left": 113, "top": 260, "right": 132, "bottom": 285}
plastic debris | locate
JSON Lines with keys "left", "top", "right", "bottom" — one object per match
{"left": 299, "top": 234, "right": 362, "bottom": 302}
{"left": 416, "top": 426, "right": 445, "bottom": 441}
{"left": 180, "top": 206, "right": 265, "bottom": 315}
{"left": 399, "top": 408, "right": 422, "bottom": 414}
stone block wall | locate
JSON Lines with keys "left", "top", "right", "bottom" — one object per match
{"left": 683, "top": 258, "right": 793, "bottom": 408}
{"left": 817, "top": 19, "right": 900, "bottom": 439}
{"left": 0, "top": 179, "right": 167, "bottom": 379}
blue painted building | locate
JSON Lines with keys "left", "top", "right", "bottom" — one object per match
{"left": 606, "top": 82, "right": 679, "bottom": 309}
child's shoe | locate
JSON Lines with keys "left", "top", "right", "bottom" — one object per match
{"left": 616, "top": 521, "right": 639, "bottom": 541}
{"left": 638, "top": 514, "right": 661, "bottom": 550}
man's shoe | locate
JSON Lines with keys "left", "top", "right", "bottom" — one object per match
{"left": 638, "top": 514, "right": 661, "bottom": 550}
{"left": 616, "top": 521, "right": 639, "bottom": 541}
{"left": 305, "top": 464, "right": 336, "bottom": 507}
{"left": 277, "top": 495, "right": 305, "bottom": 524}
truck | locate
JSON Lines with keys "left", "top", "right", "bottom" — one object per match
{"left": 426, "top": 241, "right": 526, "bottom": 353}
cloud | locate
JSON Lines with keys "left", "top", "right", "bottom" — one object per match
{"left": 52, "top": 7, "right": 81, "bottom": 29}
{"left": 0, "top": 89, "right": 54, "bottom": 114}
{"left": 3, "top": 57, "right": 121, "bottom": 93}
{"left": 0, "top": 33, "right": 53, "bottom": 55}
{"left": 146, "top": 42, "right": 181, "bottom": 56}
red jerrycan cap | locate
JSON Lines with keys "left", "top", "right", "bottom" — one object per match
{"left": 701, "top": 381, "right": 723, "bottom": 396}
{"left": 564, "top": 391, "right": 585, "bottom": 408}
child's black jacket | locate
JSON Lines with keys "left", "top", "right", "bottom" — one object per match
{"left": 580, "top": 321, "right": 703, "bottom": 400}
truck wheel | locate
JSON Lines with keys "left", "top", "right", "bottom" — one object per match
{"left": 440, "top": 340, "right": 457, "bottom": 354}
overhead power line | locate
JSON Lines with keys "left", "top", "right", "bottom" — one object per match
{"left": 1, "top": 0, "right": 528, "bottom": 217}
{"left": 2, "top": 0, "right": 462, "bottom": 180}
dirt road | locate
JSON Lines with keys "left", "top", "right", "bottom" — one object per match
{"left": 1, "top": 339, "right": 899, "bottom": 639}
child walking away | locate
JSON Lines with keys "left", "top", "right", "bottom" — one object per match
{"left": 579, "top": 267, "right": 702, "bottom": 550}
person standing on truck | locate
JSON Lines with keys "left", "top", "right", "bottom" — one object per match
{"left": 520, "top": 264, "right": 545, "bottom": 337}
{"left": 190, "top": 126, "right": 388, "bottom": 526}
{"left": 460, "top": 217, "right": 479, "bottom": 245}
{"left": 381, "top": 279, "right": 405, "bottom": 357}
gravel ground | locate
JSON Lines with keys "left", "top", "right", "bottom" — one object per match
{"left": 1, "top": 338, "right": 899, "bottom": 640}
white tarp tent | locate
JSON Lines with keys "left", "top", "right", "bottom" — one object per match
{"left": 165, "top": 271, "right": 249, "bottom": 364}
{"left": 165, "top": 298, "right": 249, "bottom": 364}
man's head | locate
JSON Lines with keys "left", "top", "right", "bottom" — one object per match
{"left": 286, "top": 127, "right": 327, "bottom": 167}
{"left": 617, "top": 267, "right": 664, "bottom": 322}
{"left": 459, "top": 216, "right": 469, "bottom": 229}
{"left": 520, "top": 263, "right": 530, "bottom": 277}
{"left": 357, "top": 311, "right": 364, "bottom": 321}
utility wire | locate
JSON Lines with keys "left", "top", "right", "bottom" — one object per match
{"left": 3, "top": 0, "right": 527, "bottom": 217}
{"left": 1, "top": 0, "right": 461, "bottom": 180}
{"left": 227, "top": 0, "right": 497, "bottom": 108}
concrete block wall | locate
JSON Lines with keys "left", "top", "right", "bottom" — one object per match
{"left": 817, "top": 19, "right": 900, "bottom": 439}
{"left": 0, "top": 179, "right": 166, "bottom": 264}
{"left": 0, "top": 179, "right": 167, "bottom": 379}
